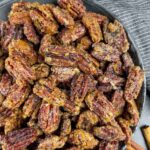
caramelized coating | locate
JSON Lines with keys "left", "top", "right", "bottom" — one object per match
{"left": 52, "top": 6, "right": 75, "bottom": 27}
{"left": 124, "top": 66, "right": 144, "bottom": 101}
{"left": 51, "top": 66, "right": 80, "bottom": 82}
{"left": 111, "top": 90, "right": 125, "bottom": 116}
{"left": 76, "top": 111, "right": 99, "bottom": 131}
{"left": 38, "top": 102, "right": 61, "bottom": 134}
{"left": 68, "top": 129, "right": 99, "bottom": 149}
{"left": 92, "top": 42, "right": 120, "bottom": 62}
{"left": 33, "top": 76, "right": 57, "bottom": 99}
{"left": 22, "top": 94, "right": 41, "bottom": 119}
{"left": 32, "top": 63, "right": 50, "bottom": 80}
{"left": 0, "top": 73, "right": 12, "bottom": 96}
{"left": 58, "top": 0, "right": 86, "bottom": 18}
{"left": 103, "top": 20, "right": 129, "bottom": 53}
{"left": 37, "top": 136, "right": 67, "bottom": 150}
{"left": 85, "top": 91, "right": 115, "bottom": 123}
{"left": 99, "top": 141, "right": 119, "bottom": 150}
{"left": 3, "top": 83, "right": 30, "bottom": 109}
{"left": 82, "top": 13, "right": 103, "bottom": 43}
{"left": 59, "top": 22, "right": 86, "bottom": 45}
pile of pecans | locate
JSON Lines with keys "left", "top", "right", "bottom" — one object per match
{"left": 0, "top": 0, "right": 144, "bottom": 150}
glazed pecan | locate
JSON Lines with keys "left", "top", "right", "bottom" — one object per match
{"left": 33, "top": 76, "right": 57, "bottom": 99}
{"left": 32, "top": 63, "right": 50, "bottom": 80}
{"left": 58, "top": 0, "right": 86, "bottom": 18}
{"left": 0, "top": 73, "right": 12, "bottom": 96}
{"left": 70, "top": 74, "right": 97, "bottom": 105}
{"left": 124, "top": 66, "right": 144, "bottom": 101}
{"left": 37, "top": 136, "right": 67, "bottom": 150}
{"left": 85, "top": 91, "right": 115, "bottom": 123}
{"left": 38, "top": 102, "right": 61, "bottom": 134}
{"left": 92, "top": 42, "right": 120, "bottom": 62}
{"left": 76, "top": 111, "right": 99, "bottom": 131}
{"left": 103, "top": 20, "right": 129, "bottom": 53}
{"left": 82, "top": 13, "right": 103, "bottom": 43}
{"left": 52, "top": 6, "right": 75, "bottom": 27}
{"left": 59, "top": 22, "right": 86, "bottom": 45}
{"left": 3, "top": 128, "right": 37, "bottom": 150}
{"left": 51, "top": 66, "right": 80, "bottom": 82}
{"left": 22, "top": 94, "right": 41, "bottom": 119}
{"left": 99, "top": 141, "right": 119, "bottom": 150}
{"left": 111, "top": 90, "right": 125, "bottom": 116}
{"left": 68, "top": 129, "right": 99, "bottom": 149}
{"left": 3, "top": 83, "right": 30, "bottom": 109}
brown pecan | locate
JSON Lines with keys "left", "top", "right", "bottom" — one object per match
{"left": 85, "top": 91, "right": 115, "bottom": 123}
{"left": 99, "top": 141, "right": 119, "bottom": 150}
{"left": 70, "top": 74, "right": 97, "bottom": 105}
{"left": 124, "top": 66, "right": 144, "bottom": 102}
{"left": 33, "top": 76, "right": 57, "bottom": 99}
{"left": 103, "top": 20, "right": 129, "bottom": 53}
{"left": 111, "top": 90, "right": 125, "bottom": 116}
{"left": 92, "top": 42, "right": 121, "bottom": 62}
{"left": 37, "top": 136, "right": 67, "bottom": 150}
{"left": 5, "top": 57, "right": 36, "bottom": 84}
{"left": 82, "top": 13, "right": 103, "bottom": 43}
{"left": 52, "top": 6, "right": 75, "bottom": 27}
{"left": 8, "top": 40, "right": 38, "bottom": 65}
{"left": 122, "top": 52, "right": 134, "bottom": 73}
{"left": 59, "top": 22, "right": 86, "bottom": 45}
{"left": 3, "top": 128, "right": 37, "bottom": 150}
{"left": 58, "top": 0, "right": 86, "bottom": 18}
{"left": 32, "top": 63, "right": 50, "bottom": 80}
{"left": 22, "top": 94, "right": 41, "bottom": 119}
{"left": 51, "top": 66, "right": 80, "bottom": 82}
{"left": 0, "top": 73, "right": 13, "bottom": 96}
{"left": 3, "top": 83, "right": 30, "bottom": 109}
{"left": 68, "top": 129, "right": 99, "bottom": 149}
{"left": 76, "top": 111, "right": 99, "bottom": 131}
{"left": 38, "top": 102, "right": 61, "bottom": 134}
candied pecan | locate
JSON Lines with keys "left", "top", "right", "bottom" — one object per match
{"left": 122, "top": 52, "right": 134, "bottom": 73}
{"left": 70, "top": 74, "right": 97, "bottom": 105}
{"left": 103, "top": 20, "right": 129, "bottom": 53}
{"left": 68, "top": 129, "right": 99, "bottom": 149}
{"left": 98, "top": 83, "right": 113, "bottom": 93}
{"left": 111, "top": 90, "right": 125, "bottom": 116}
{"left": 33, "top": 76, "right": 57, "bottom": 99}
{"left": 3, "top": 128, "right": 37, "bottom": 150}
{"left": 5, "top": 57, "right": 36, "bottom": 84}
{"left": 99, "top": 141, "right": 119, "bottom": 150}
{"left": 51, "top": 66, "right": 80, "bottom": 82}
{"left": 22, "top": 94, "right": 41, "bottom": 119}
{"left": 76, "top": 111, "right": 99, "bottom": 131}
{"left": 82, "top": 13, "right": 103, "bottom": 43}
{"left": 44, "top": 45, "right": 79, "bottom": 67}
{"left": 92, "top": 42, "right": 120, "bottom": 62}
{"left": 59, "top": 22, "right": 86, "bottom": 45}
{"left": 8, "top": 40, "right": 37, "bottom": 65}
{"left": 58, "top": 0, "right": 86, "bottom": 18}
{"left": 29, "top": 9, "right": 58, "bottom": 35}
{"left": 85, "top": 91, "right": 115, "bottom": 123}
{"left": 124, "top": 66, "right": 144, "bottom": 102}
{"left": 0, "top": 73, "right": 12, "bottom": 96}
{"left": 38, "top": 102, "right": 61, "bottom": 134}
{"left": 3, "top": 83, "right": 30, "bottom": 109}
{"left": 52, "top": 6, "right": 75, "bottom": 27}
{"left": 37, "top": 136, "right": 67, "bottom": 150}
{"left": 93, "top": 125, "right": 125, "bottom": 141}
{"left": 77, "top": 36, "right": 92, "bottom": 50}
{"left": 32, "top": 63, "right": 50, "bottom": 80}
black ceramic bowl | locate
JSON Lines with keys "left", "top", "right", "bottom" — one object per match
{"left": 0, "top": 0, "right": 146, "bottom": 149}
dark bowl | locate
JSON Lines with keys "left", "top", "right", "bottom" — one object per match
{"left": 0, "top": 0, "right": 146, "bottom": 149}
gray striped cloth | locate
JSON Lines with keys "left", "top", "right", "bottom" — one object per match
{"left": 94, "top": 0, "right": 150, "bottom": 91}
